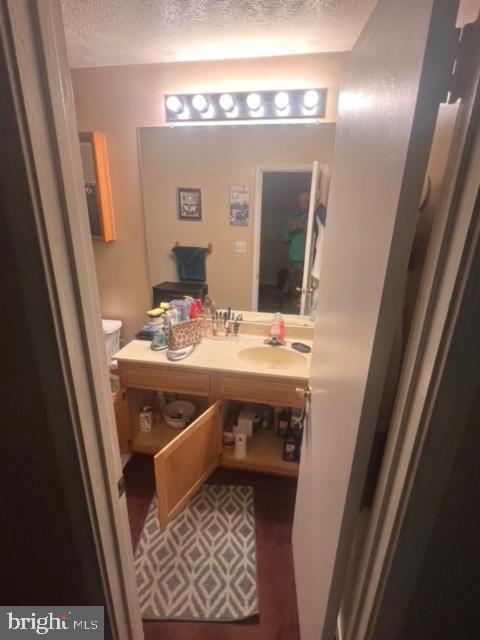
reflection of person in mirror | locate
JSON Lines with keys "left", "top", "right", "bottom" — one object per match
{"left": 282, "top": 192, "right": 310, "bottom": 303}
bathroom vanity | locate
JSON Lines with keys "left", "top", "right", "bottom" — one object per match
{"left": 115, "top": 326, "right": 311, "bottom": 528}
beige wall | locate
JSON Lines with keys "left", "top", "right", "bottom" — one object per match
{"left": 139, "top": 125, "right": 334, "bottom": 309}
{"left": 71, "top": 52, "right": 347, "bottom": 338}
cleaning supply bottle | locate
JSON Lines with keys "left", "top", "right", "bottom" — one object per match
{"left": 269, "top": 312, "right": 285, "bottom": 342}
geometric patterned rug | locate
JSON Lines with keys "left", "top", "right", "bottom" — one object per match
{"left": 134, "top": 485, "right": 259, "bottom": 621}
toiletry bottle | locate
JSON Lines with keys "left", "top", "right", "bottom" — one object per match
{"left": 233, "top": 319, "right": 241, "bottom": 340}
{"left": 277, "top": 408, "right": 290, "bottom": 438}
{"left": 155, "top": 390, "right": 167, "bottom": 408}
{"left": 283, "top": 427, "right": 298, "bottom": 462}
{"left": 223, "top": 412, "right": 236, "bottom": 447}
{"left": 151, "top": 324, "right": 166, "bottom": 351}
{"left": 261, "top": 406, "right": 271, "bottom": 430}
{"left": 269, "top": 314, "right": 279, "bottom": 340}
{"left": 269, "top": 312, "right": 285, "bottom": 342}
{"left": 153, "top": 390, "right": 167, "bottom": 427}
{"left": 139, "top": 406, "right": 153, "bottom": 432}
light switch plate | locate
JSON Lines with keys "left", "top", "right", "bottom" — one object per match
{"left": 235, "top": 241, "right": 246, "bottom": 254}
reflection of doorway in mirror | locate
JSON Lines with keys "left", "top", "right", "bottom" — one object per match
{"left": 257, "top": 170, "right": 312, "bottom": 315}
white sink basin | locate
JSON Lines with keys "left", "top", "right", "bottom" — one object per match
{"left": 237, "top": 346, "right": 307, "bottom": 370}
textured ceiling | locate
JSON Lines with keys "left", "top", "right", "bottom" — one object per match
{"left": 62, "top": 0, "right": 375, "bottom": 68}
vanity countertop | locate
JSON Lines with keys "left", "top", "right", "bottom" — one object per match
{"left": 114, "top": 335, "right": 311, "bottom": 382}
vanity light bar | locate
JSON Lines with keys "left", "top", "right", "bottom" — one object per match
{"left": 164, "top": 88, "right": 327, "bottom": 122}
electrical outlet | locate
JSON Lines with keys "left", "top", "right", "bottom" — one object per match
{"left": 235, "top": 241, "right": 246, "bottom": 254}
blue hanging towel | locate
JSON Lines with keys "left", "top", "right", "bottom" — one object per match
{"left": 172, "top": 246, "right": 208, "bottom": 282}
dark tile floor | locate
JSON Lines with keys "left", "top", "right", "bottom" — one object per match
{"left": 124, "top": 455, "right": 300, "bottom": 640}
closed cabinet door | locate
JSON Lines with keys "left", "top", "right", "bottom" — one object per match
{"left": 154, "top": 401, "right": 222, "bottom": 529}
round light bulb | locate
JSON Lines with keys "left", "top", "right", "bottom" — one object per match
{"left": 274, "top": 91, "right": 290, "bottom": 110}
{"left": 246, "top": 92, "right": 262, "bottom": 111}
{"left": 303, "top": 90, "right": 320, "bottom": 110}
{"left": 192, "top": 94, "right": 209, "bottom": 113}
{"left": 166, "top": 95, "right": 184, "bottom": 114}
{"left": 219, "top": 93, "right": 235, "bottom": 112}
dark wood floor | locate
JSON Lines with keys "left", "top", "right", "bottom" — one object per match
{"left": 124, "top": 454, "right": 300, "bottom": 640}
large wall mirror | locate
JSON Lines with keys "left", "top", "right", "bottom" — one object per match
{"left": 139, "top": 124, "right": 332, "bottom": 315}
{"left": 79, "top": 131, "right": 116, "bottom": 242}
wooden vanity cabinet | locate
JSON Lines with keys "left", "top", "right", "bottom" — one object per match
{"left": 118, "top": 361, "right": 307, "bottom": 528}
{"left": 119, "top": 362, "right": 210, "bottom": 396}
{"left": 218, "top": 374, "right": 305, "bottom": 409}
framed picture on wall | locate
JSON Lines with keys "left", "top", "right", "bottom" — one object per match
{"left": 229, "top": 184, "right": 249, "bottom": 226}
{"left": 177, "top": 187, "right": 202, "bottom": 221}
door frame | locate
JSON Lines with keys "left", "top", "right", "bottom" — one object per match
{"left": 251, "top": 163, "right": 328, "bottom": 311}
{"left": 5, "top": 2, "right": 480, "bottom": 640}
{"left": 343, "top": 22, "right": 480, "bottom": 638}
{"left": 1, "top": 1, "right": 143, "bottom": 638}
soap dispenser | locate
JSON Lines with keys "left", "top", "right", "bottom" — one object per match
{"left": 267, "top": 313, "right": 285, "bottom": 345}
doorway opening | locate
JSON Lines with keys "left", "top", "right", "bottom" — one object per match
{"left": 258, "top": 171, "right": 312, "bottom": 313}
{"left": 252, "top": 163, "right": 326, "bottom": 316}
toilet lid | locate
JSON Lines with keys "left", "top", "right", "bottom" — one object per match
{"left": 102, "top": 319, "right": 122, "bottom": 335}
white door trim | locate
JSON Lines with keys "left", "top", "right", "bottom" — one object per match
{"left": 2, "top": 2, "right": 143, "bottom": 638}
{"left": 251, "top": 163, "right": 329, "bottom": 311}
{"left": 300, "top": 160, "right": 320, "bottom": 315}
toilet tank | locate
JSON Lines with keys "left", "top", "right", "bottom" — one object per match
{"left": 102, "top": 318, "right": 122, "bottom": 365}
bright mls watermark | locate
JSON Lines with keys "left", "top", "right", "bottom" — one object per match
{"left": 0, "top": 607, "right": 104, "bottom": 639}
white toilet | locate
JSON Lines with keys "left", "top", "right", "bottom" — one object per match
{"left": 101, "top": 318, "right": 122, "bottom": 367}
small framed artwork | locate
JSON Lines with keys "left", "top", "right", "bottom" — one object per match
{"left": 230, "top": 184, "right": 249, "bottom": 226}
{"left": 177, "top": 187, "right": 202, "bottom": 221}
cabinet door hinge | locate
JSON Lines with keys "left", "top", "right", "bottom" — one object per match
{"left": 444, "top": 22, "right": 480, "bottom": 104}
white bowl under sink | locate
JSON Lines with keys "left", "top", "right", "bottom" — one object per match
{"left": 237, "top": 346, "right": 307, "bottom": 370}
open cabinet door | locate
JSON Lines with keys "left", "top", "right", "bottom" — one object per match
{"left": 154, "top": 401, "right": 222, "bottom": 529}
{"left": 292, "top": 1, "right": 460, "bottom": 639}
{"left": 299, "top": 160, "right": 320, "bottom": 316}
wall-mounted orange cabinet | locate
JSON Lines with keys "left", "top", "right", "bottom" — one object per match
{"left": 79, "top": 131, "right": 116, "bottom": 242}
